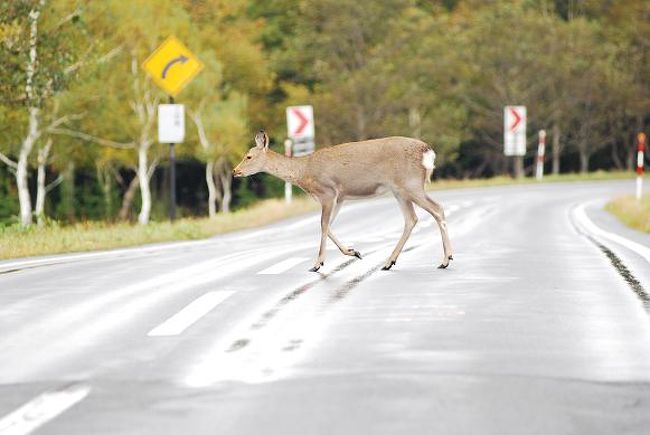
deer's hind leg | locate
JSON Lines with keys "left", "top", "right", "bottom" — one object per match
{"left": 406, "top": 188, "right": 453, "bottom": 269}
{"left": 382, "top": 192, "right": 418, "bottom": 270}
{"left": 328, "top": 199, "right": 362, "bottom": 259}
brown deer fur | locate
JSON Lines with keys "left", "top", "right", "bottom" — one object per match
{"left": 233, "top": 130, "right": 453, "bottom": 272}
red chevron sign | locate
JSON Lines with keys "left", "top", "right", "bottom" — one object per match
{"left": 509, "top": 107, "right": 522, "bottom": 131}
{"left": 291, "top": 108, "right": 309, "bottom": 135}
{"left": 286, "top": 105, "right": 314, "bottom": 140}
{"left": 504, "top": 106, "right": 526, "bottom": 156}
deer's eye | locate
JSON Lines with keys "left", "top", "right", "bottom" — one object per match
{"left": 246, "top": 155, "right": 252, "bottom": 160}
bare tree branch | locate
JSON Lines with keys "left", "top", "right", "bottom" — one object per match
{"left": 189, "top": 110, "right": 210, "bottom": 151}
{"left": 147, "top": 157, "right": 160, "bottom": 179}
{"left": 54, "top": 7, "right": 82, "bottom": 29}
{"left": 97, "top": 45, "right": 123, "bottom": 64}
{"left": 44, "top": 112, "right": 85, "bottom": 132}
{"left": 0, "top": 151, "right": 18, "bottom": 170}
{"left": 45, "top": 174, "right": 64, "bottom": 193}
{"left": 65, "top": 44, "right": 124, "bottom": 76}
{"left": 48, "top": 127, "right": 135, "bottom": 149}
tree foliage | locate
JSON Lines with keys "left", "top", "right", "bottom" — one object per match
{"left": 1, "top": 0, "right": 648, "bottom": 225}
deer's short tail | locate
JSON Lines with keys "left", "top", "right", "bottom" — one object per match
{"left": 422, "top": 149, "right": 436, "bottom": 183}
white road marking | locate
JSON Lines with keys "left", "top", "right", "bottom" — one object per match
{"left": 572, "top": 202, "right": 650, "bottom": 264}
{"left": 257, "top": 257, "right": 309, "bottom": 275}
{"left": 0, "top": 239, "right": 216, "bottom": 274}
{"left": 184, "top": 243, "right": 398, "bottom": 387}
{"left": 0, "top": 246, "right": 311, "bottom": 382}
{"left": 148, "top": 291, "right": 235, "bottom": 337}
{"left": 0, "top": 383, "right": 90, "bottom": 435}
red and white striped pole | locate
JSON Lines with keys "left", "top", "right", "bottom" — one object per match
{"left": 536, "top": 129, "right": 546, "bottom": 181}
{"left": 637, "top": 132, "right": 646, "bottom": 200}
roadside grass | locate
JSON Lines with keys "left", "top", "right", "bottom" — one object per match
{"left": 428, "top": 170, "right": 640, "bottom": 191}
{"left": 0, "top": 197, "right": 318, "bottom": 260}
{"left": 605, "top": 194, "right": 650, "bottom": 234}
{"left": 0, "top": 171, "right": 645, "bottom": 260}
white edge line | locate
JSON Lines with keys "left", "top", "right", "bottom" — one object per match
{"left": 257, "top": 257, "right": 309, "bottom": 275}
{"left": 148, "top": 291, "right": 235, "bottom": 337}
{"left": 0, "top": 198, "right": 464, "bottom": 274}
{"left": 0, "top": 210, "right": 325, "bottom": 273}
{"left": 0, "top": 383, "right": 90, "bottom": 435}
{"left": 573, "top": 202, "right": 650, "bottom": 264}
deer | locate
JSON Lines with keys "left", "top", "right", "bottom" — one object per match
{"left": 233, "top": 130, "right": 453, "bottom": 272}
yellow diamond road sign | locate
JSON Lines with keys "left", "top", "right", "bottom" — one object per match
{"left": 143, "top": 36, "right": 203, "bottom": 97}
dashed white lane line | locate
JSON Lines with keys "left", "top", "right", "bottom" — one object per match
{"left": 257, "top": 257, "right": 309, "bottom": 275}
{"left": 0, "top": 383, "right": 90, "bottom": 435}
{"left": 148, "top": 291, "right": 235, "bottom": 337}
{"left": 572, "top": 201, "right": 650, "bottom": 264}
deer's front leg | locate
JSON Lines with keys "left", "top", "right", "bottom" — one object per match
{"left": 309, "top": 197, "right": 335, "bottom": 272}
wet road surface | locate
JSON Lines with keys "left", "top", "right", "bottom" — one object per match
{"left": 1, "top": 180, "right": 649, "bottom": 434}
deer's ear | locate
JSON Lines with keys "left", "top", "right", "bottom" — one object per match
{"left": 254, "top": 130, "right": 269, "bottom": 149}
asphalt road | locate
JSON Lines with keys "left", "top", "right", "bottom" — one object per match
{"left": 1, "top": 180, "right": 650, "bottom": 435}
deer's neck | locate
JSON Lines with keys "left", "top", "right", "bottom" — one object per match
{"left": 263, "top": 151, "right": 306, "bottom": 184}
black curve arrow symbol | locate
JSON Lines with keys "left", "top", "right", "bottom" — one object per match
{"left": 161, "top": 55, "right": 189, "bottom": 79}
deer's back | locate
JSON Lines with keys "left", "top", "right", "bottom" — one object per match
{"left": 303, "top": 137, "right": 431, "bottom": 196}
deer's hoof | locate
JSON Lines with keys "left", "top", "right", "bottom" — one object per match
{"left": 353, "top": 250, "right": 362, "bottom": 259}
{"left": 381, "top": 260, "right": 396, "bottom": 271}
{"left": 438, "top": 255, "right": 453, "bottom": 269}
{"left": 309, "top": 262, "right": 324, "bottom": 272}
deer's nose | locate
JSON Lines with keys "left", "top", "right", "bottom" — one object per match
{"left": 232, "top": 168, "right": 242, "bottom": 177}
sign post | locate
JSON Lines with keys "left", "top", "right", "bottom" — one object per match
{"left": 143, "top": 36, "right": 204, "bottom": 221}
{"left": 637, "top": 132, "right": 646, "bottom": 201}
{"left": 157, "top": 100, "right": 184, "bottom": 219}
{"left": 504, "top": 106, "right": 526, "bottom": 178}
{"left": 536, "top": 130, "right": 546, "bottom": 181}
{"left": 285, "top": 105, "right": 315, "bottom": 204}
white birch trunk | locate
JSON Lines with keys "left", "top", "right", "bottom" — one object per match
{"left": 118, "top": 175, "right": 139, "bottom": 221}
{"left": 220, "top": 171, "right": 232, "bottom": 214}
{"left": 206, "top": 160, "right": 218, "bottom": 219}
{"left": 17, "top": 107, "right": 40, "bottom": 226}
{"left": 34, "top": 137, "right": 52, "bottom": 225}
{"left": 16, "top": 148, "right": 33, "bottom": 226}
{"left": 35, "top": 163, "right": 46, "bottom": 224}
{"left": 190, "top": 110, "right": 223, "bottom": 217}
{"left": 137, "top": 145, "right": 152, "bottom": 225}
{"left": 131, "top": 51, "right": 157, "bottom": 225}
{"left": 218, "top": 159, "right": 232, "bottom": 214}
{"left": 16, "top": 3, "right": 45, "bottom": 226}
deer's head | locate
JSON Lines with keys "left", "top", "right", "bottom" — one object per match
{"left": 233, "top": 130, "right": 269, "bottom": 177}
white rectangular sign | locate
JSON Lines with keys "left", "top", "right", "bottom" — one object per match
{"left": 286, "top": 105, "right": 314, "bottom": 140}
{"left": 158, "top": 104, "right": 185, "bottom": 144}
{"left": 504, "top": 105, "right": 526, "bottom": 156}
{"left": 292, "top": 139, "right": 315, "bottom": 157}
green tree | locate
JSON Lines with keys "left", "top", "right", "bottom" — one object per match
{"left": 0, "top": 0, "right": 85, "bottom": 225}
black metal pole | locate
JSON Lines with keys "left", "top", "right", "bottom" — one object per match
{"left": 168, "top": 95, "right": 177, "bottom": 221}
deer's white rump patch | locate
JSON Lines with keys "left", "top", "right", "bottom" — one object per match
{"left": 422, "top": 149, "right": 436, "bottom": 183}
{"left": 422, "top": 149, "right": 436, "bottom": 170}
